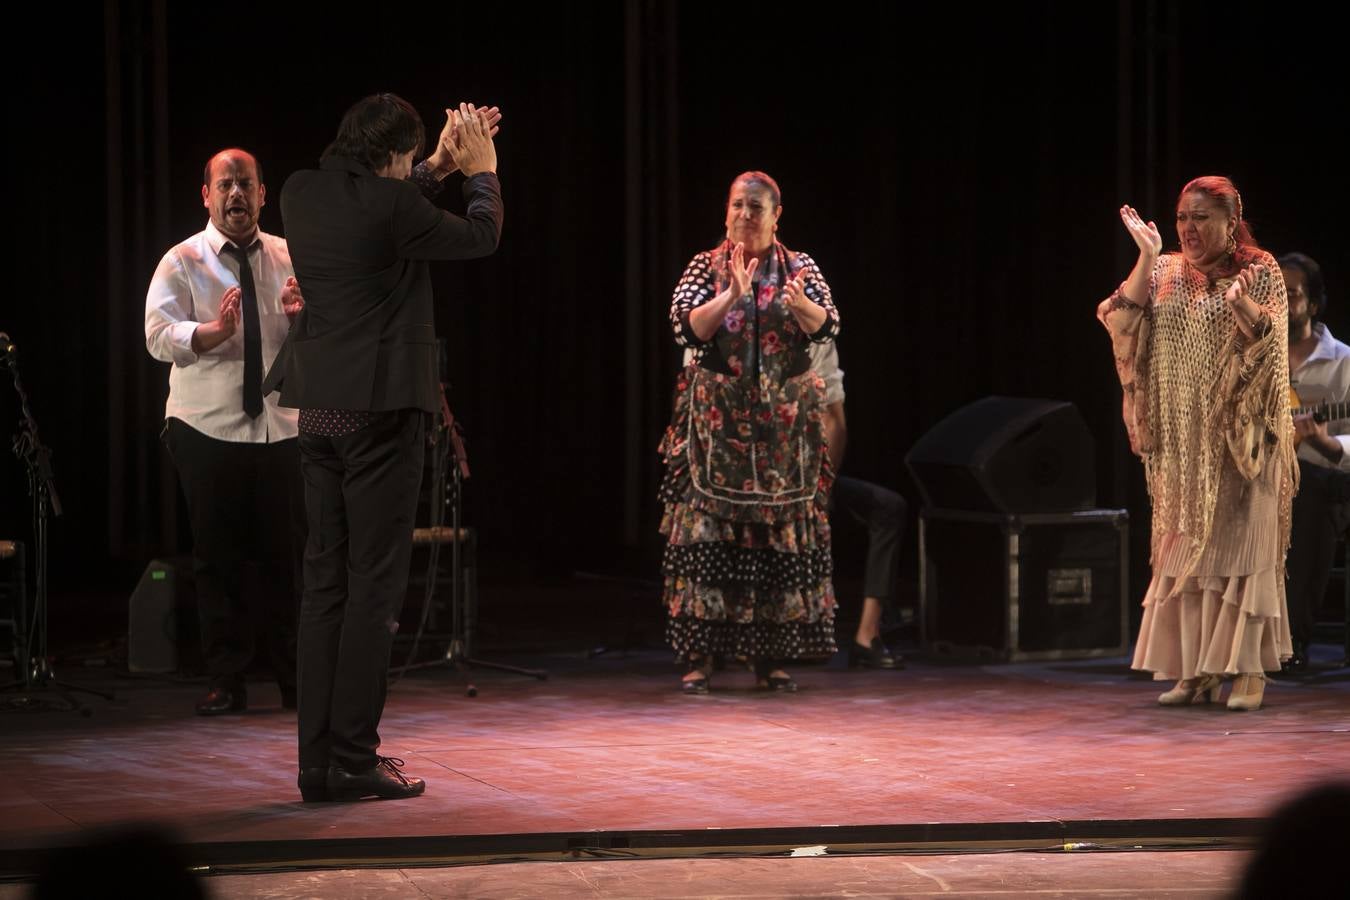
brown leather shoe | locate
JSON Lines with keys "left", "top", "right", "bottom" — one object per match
{"left": 195, "top": 683, "right": 247, "bottom": 716}
{"left": 327, "top": 757, "right": 426, "bottom": 801}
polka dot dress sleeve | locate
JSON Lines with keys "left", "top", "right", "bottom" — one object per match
{"left": 670, "top": 252, "right": 716, "bottom": 349}
{"left": 797, "top": 252, "right": 839, "bottom": 343}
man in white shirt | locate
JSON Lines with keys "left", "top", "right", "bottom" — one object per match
{"left": 1283, "top": 252, "right": 1350, "bottom": 674}
{"left": 145, "top": 148, "right": 305, "bottom": 714}
{"left": 808, "top": 341, "right": 906, "bottom": 669}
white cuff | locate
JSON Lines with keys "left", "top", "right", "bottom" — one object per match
{"left": 167, "top": 321, "right": 201, "bottom": 367}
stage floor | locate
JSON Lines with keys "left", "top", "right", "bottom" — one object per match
{"left": 1, "top": 643, "right": 1347, "bottom": 894}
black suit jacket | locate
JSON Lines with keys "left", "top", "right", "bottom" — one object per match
{"left": 263, "top": 157, "right": 502, "bottom": 413}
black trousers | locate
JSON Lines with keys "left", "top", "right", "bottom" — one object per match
{"left": 831, "top": 475, "right": 907, "bottom": 611}
{"left": 1286, "top": 458, "right": 1350, "bottom": 647}
{"left": 163, "top": 418, "right": 303, "bottom": 687}
{"left": 297, "top": 409, "right": 426, "bottom": 772}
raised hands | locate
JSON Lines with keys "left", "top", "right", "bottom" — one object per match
{"left": 781, "top": 267, "right": 827, "bottom": 334}
{"left": 728, "top": 241, "right": 759, "bottom": 298}
{"left": 430, "top": 104, "right": 502, "bottom": 175}
{"left": 1119, "top": 205, "right": 1163, "bottom": 260}
{"left": 444, "top": 102, "right": 498, "bottom": 178}
{"left": 781, "top": 268, "right": 811, "bottom": 313}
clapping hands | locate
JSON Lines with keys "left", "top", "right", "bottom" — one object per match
{"left": 728, "top": 241, "right": 759, "bottom": 298}
{"left": 431, "top": 103, "right": 500, "bottom": 177}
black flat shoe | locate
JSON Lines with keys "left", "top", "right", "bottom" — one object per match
{"left": 761, "top": 673, "right": 797, "bottom": 692}
{"left": 327, "top": 757, "right": 426, "bottom": 802}
{"left": 754, "top": 659, "right": 798, "bottom": 693}
{"left": 681, "top": 674, "right": 710, "bottom": 695}
{"left": 848, "top": 638, "right": 904, "bottom": 670}
{"left": 681, "top": 657, "right": 713, "bottom": 695}
{"left": 195, "top": 683, "right": 247, "bottom": 716}
{"left": 298, "top": 767, "right": 329, "bottom": 802}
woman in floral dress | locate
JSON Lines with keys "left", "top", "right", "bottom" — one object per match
{"left": 659, "top": 171, "right": 840, "bottom": 694}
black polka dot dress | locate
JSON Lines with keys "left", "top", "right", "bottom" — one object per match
{"left": 658, "top": 240, "right": 841, "bottom": 664}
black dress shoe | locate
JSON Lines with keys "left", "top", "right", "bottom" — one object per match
{"left": 847, "top": 638, "right": 904, "bottom": 670}
{"left": 298, "top": 767, "right": 329, "bottom": 802}
{"left": 327, "top": 757, "right": 426, "bottom": 801}
{"left": 1277, "top": 648, "right": 1309, "bottom": 678}
{"left": 195, "top": 683, "right": 247, "bottom": 716}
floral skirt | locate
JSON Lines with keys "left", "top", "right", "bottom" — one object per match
{"left": 658, "top": 365, "right": 837, "bottom": 663}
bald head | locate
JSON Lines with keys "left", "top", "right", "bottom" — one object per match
{"left": 201, "top": 148, "right": 265, "bottom": 243}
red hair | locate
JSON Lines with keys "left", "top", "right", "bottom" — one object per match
{"left": 1178, "top": 175, "right": 1262, "bottom": 271}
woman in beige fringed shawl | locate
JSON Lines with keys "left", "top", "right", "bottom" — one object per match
{"left": 1098, "top": 175, "right": 1297, "bottom": 711}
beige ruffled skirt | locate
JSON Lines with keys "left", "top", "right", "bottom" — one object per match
{"left": 1133, "top": 460, "right": 1293, "bottom": 680}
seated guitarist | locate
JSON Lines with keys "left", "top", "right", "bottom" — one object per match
{"left": 1284, "top": 252, "right": 1350, "bottom": 674}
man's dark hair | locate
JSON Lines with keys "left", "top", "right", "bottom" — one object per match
{"left": 1279, "top": 251, "right": 1328, "bottom": 318}
{"left": 321, "top": 92, "right": 425, "bottom": 173}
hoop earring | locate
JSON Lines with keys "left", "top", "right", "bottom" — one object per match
{"left": 1226, "top": 233, "right": 1237, "bottom": 256}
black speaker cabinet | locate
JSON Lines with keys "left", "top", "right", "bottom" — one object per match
{"left": 905, "top": 396, "right": 1095, "bottom": 513}
{"left": 919, "top": 508, "right": 1129, "bottom": 661}
{"left": 128, "top": 558, "right": 194, "bottom": 673}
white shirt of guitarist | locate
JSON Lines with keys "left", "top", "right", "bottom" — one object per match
{"left": 1291, "top": 321, "right": 1350, "bottom": 472}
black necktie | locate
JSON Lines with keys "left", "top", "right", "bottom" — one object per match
{"left": 223, "top": 242, "right": 263, "bottom": 419}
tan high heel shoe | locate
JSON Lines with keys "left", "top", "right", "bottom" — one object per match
{"left": 1226, "top": 673, "right": 1266, "bottom": 711}
{"left": 1157, "top": 673, "right": 1222, "bottom": 706}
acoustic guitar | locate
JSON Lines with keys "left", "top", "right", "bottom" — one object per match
{"left": 1289, "top": 386, "right": 1348, "bottom": 448}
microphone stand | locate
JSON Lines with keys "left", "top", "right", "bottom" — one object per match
{"left": 2, "top": 334, "right": 113, "bottom": 712}
{"left": 391, "top": 378, "right": 546, "bottom": 695}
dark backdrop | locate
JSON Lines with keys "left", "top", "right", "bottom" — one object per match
{"left": 2, "top": 1, "right": 1342, "bottom": 635}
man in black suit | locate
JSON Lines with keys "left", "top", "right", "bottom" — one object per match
{"left": 263, "top": 93, "right": 502, "bottom": 802}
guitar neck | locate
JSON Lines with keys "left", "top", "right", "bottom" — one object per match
{"left": 1294, "top": 399, "right": 1350, "bottom": 420}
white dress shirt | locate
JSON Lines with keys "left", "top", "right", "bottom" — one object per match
{"left": 806, "top": 340, "right": 846, "bottom": 406}
{"left": 1291, "top": 321, "right": 1350, "bottom": 472}
{"left": 145, "top": 221, "right": 299, "bottom": 443}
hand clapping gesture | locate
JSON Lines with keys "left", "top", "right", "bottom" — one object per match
{"left": 218, "top": 286, "right": 241, "bottom": 334}
{"left": 281, "top": 276, "right": 304, "bottom": 321}
{"left": 190, "top": 285, "right": 241, "bottom": 353}
{"left": 1119, "top": 205, "right": 1163, "bottom": 260}
{"left": 781, "top": 269, "right": 811, "bottom": 313}
{"left": 782, "top": 267, "right": 827, "bottom": 334}
{"left": 728, "top": 241, "right": 759, "bottom": 298}
{"left": 432, "top": 104, "right": 502, "bottom": 175}
{"left": 445, "top": 102, "right": 498, "bottom": 178}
